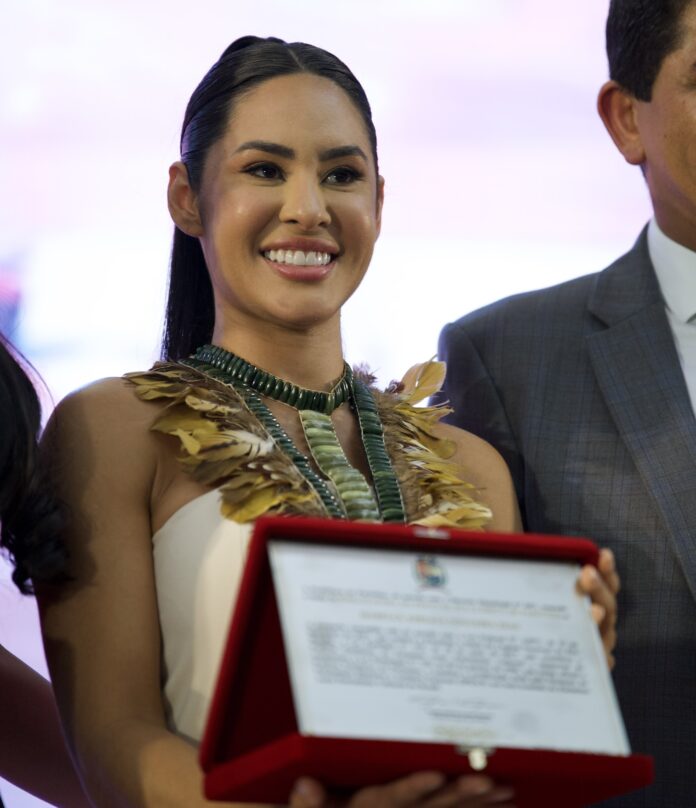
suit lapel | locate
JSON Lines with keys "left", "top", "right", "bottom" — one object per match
{"left": 587, "top": 229, "right": 696, "bottom": 598}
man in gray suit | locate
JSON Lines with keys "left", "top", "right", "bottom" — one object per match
{"left": 437, "top": 1, "right": 696, "bottom": 805}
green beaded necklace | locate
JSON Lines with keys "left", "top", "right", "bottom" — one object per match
{"left": 184, "top": 344, "right": 406, "bottom": 523}
{"left": 191, "top": 343, "right": 352, "bottom": 414}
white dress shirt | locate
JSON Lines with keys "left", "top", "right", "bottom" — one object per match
{"left": 648, "top": 218, "right": 696, "bottom": 417}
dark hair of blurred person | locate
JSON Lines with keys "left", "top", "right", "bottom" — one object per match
{"left": 0, "top": 337, "right": 66, "bottom": 592}
{"left": 0, "top": 336, "right": 91, "bottom": 806}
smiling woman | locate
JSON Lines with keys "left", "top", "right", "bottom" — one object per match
{"left": 37, "top": 36, "right": 617, "bottom": 808}
{"left": 168, "top": 72, "right": 382, "bottom": 343}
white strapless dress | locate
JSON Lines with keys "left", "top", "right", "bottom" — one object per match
{"left": 152, "top": 490, "right": 252, "bottom": 744}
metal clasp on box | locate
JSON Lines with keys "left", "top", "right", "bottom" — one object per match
{"left": 412, "top": 527, "right": 451, "bottom": 541}
{"left": 456, "top": 746, "right": 494, "bottom": 771}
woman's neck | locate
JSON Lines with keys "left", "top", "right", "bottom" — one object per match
{"left": 209, "top": 318, "right": 345, "bottom": 392}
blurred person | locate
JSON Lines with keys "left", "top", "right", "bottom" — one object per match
{"left": 0, "top": 336, "right": 91, "bottom": 806}
{"left": 39, "top": 36, "right": 618, "bottom": 808}
{"left": 436, "top": 1, "right": 696, "bottom": 804}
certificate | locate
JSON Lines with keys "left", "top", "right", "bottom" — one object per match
{"left": 200, "top": 518, "right": 652, "bottom": 805}
{"left": 269, "top": 541, "right": 628, "bottom": 756}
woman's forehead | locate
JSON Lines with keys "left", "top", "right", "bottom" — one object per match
{"left": 222, "top": 73, "right": 372, "bottom": 152}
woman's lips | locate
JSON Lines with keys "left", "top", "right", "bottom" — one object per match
{"left": 262, "top": 248, "right": 336, "bottom": 281}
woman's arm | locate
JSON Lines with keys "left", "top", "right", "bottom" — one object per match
{"left": 38, "top": 379, "right": 245, "bottom": 808}
{"left": 0, "top": 644, "right": 91, "bottom": 806}
{"left": 440, "top": 422, "right": 522, "bottom": 533}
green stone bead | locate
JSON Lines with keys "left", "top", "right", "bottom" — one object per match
{"left": 346, "top": 499, "right": 379, "bottom": 519}
{"left": 338, "top": 489, "right": 374, "bottom": 502}
{"left": 314, "top": 445, "right": 343, "bottom": 457}
{"left": 328, "top": 469, "right": 360, "bottom": 485}
{"left": 381, "top": 507, "right": 405, "bottom": 518}
{"left": 351, "top": 511, "right": 381, "bottom": 521}
{"left": 362, "top": 425, "right": 382, "bottom": 436}
{"left": 303, "top": 417, "right": 333, "bottom": 429}
{"left": 304, "top": 427, "right": 336, "bottom": 439}
{"left": 309, "top": 442, "right": 337, "bottom": 453}
{"left": 309, "top": 437, "right": 339, "bottom": 448}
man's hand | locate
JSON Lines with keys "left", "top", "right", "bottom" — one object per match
{"left": 578, "top": 548, "right": 620, "bottom": 669}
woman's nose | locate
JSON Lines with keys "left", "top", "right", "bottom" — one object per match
{"left": 279, "top": 176, "right": 331, "bottom": 229}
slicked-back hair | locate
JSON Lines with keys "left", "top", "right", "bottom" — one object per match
{"left": 606, "top": 0, "right": 693, "bottom": 100}
{"left": 0, "top": 339, "right": 66, "bottom": 594}
{"left": 162, "top": 36, "right": 379, "bottom": 361}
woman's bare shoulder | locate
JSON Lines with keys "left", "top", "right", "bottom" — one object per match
{"left": 46, "top": 375, "right": 166, "bottom": 445}
{"left": 43, "top": 376, "right": 164, "bottom": 491}
{"left": 432, "top": 421, "right": 522, "bottom": 533}
{"left": 51, "top": 375, "right": 156, "bottom": 425}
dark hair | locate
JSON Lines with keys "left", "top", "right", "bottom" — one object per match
{"left": 0, "top": 338, "right": 66, "bottom": 594}
{"left": 606, "top": 0, "right": 692, "bottom": 100}
{"left": 161, "top": 35, "right": 379, "bottom": 361}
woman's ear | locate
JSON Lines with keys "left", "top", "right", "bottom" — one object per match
{"left": 167, "top": 161, "right": 204, "bottom": 236}
{"left": 597, "top": 80, "right": 646, "bottom": 166}
{"left": 375, "top": 175, "right": 385, "bottom": 238}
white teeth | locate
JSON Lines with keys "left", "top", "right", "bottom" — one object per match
{"left": 264, "top": 249, "right": 333, "bottom": 266}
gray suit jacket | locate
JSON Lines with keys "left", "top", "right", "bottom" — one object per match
{"left": 437, "top": 228, "right": 696, "bottom": 807}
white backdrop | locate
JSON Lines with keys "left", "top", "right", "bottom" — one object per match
{"left": 0, "top": 1, "right": 652, "bottom": 804}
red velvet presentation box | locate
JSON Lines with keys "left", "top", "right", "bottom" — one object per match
{"left": 199, "top": 517, "right": 653, "bottom": 807}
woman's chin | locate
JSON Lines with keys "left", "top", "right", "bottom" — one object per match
{"left": 271, "top": 308, "right": 342, "bottom": 334}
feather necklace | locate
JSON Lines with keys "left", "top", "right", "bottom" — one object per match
{"left": 183, "top": 344, "right": 406, "bottom": 523}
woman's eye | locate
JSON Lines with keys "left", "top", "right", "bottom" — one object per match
{"left": 245, "top": 163, "right": 283, "bottom": 180}
{"left": 325, "top": 167, "right": 360, "bottom": 185}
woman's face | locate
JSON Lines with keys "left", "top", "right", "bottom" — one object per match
{"left": 190, "top": 72, "right": 383, "bottom": 336}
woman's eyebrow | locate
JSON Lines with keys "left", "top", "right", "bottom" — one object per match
{"left": 232, "top": 141, "right": 367, "bottom": 162}
{"left": 319, "top": 145, "right": 367, "bottom": 161}
{"left": 234, "top": 140, "right": 294, "bottom": 158}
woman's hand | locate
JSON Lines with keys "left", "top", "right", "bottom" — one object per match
{"left": 577, "top": 548, "right": 620, "bottom": 669}
{"left": 290, "top": 773, "right": 515, "bottom": 808}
